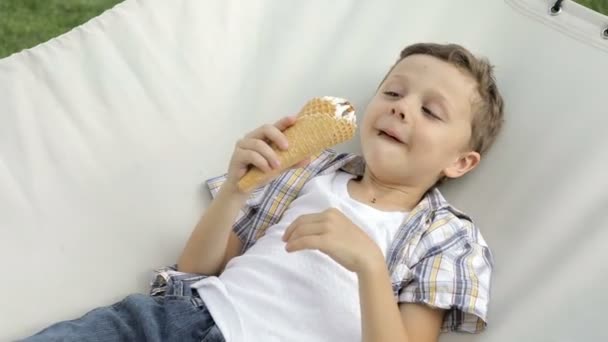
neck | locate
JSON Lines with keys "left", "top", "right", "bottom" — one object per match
{"left": 355, "top": 167, "right": 428, "bottom": 212}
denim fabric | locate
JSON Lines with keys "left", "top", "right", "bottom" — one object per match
{"left": 21, "top": 293, "right": 224, "bottom": 342}
{"left": 149, "top": 264, "right": 208, "bottom": 298}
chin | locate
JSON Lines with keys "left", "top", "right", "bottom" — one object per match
{"left": 361, "top": 143, "right": 406, "bottom": 182}
{"left": 363, "top": 133, "right": 405, "bottom": 158}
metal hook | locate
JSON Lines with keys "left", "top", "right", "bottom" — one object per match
{"left": 550, "top": 0, "right": 564, "bottom": 16}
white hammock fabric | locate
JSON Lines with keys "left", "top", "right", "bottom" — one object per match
{"left": 1, "top": 0, "right": 606, "bottom": 340}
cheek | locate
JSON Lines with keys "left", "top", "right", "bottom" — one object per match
{"left": 411, "top": 128, "right": 454, "bottom": 156}
{"left": 360, "top": 105, "right": 381, "bottom": 132}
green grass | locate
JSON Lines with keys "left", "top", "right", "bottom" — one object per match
{"left": 574, "top": 0, "right": 608, "bottom": 16}
{"left": 0, "top": 0, "right": 123, "bottom": 59}
{"left": 0, "top": 0, "right": 606, "bottom": 60}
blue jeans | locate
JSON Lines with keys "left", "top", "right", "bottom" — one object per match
{"left": 21, "top": 293, "right": 224, "bottom": 342}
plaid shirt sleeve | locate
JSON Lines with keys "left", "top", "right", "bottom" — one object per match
{"left": 398, "top": 217, "right": 494, "bottom": 333}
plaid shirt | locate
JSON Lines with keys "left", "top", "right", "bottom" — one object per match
{"left": 150, "top": 149, "right": 493, "bottom": 333}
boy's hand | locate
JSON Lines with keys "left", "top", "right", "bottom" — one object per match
{"left": 282, "top": 208, "right": 385, "bottom": 274}
{"left": 224, "top": 115, "right": 311, "bottom": 196}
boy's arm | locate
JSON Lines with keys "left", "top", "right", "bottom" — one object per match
{"left": 358, "top": 261, "right": 444, "bottom": 342}
{"left": 177, "top": 115, "right": 306, "bottom": 275}
{"left": 177, "top": 182, "right": 247, "bottom": 275}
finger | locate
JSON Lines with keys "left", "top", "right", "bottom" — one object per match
{"left": 236, "top": 147, "right": 273, "bottom": 173}
{"left": 282, "top": 214, "right": 323, "bottom": 241}
{"left": 285, "top": 235, "right": 327, "bottom": 253}
{"left": 264, "top": 123, "right": 291, "bottom": 150}
{"left": 237, "top": 138, "right": 281, "bottom": 169}
{"left": 246, "top": 123, "right": 291, "bottom": 151}
{"left": 283, "top": 222, "right": 327, "bottom": 242}
{"left": 273, "top": 115, "right": 297, "bottom": 131}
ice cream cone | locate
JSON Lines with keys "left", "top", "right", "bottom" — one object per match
{"left": 237, "top": 96, "right": 357, "bottom": 193}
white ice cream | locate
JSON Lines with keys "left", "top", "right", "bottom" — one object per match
{"left": 321, "top": 96, "right": 357, "bottom": 125}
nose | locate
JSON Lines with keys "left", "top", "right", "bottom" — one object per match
{"left": 390, "top": 107, "right": 406, "bottom": 120}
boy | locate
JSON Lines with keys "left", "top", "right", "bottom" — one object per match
{"left": 24, "top": 42, "right": 504, "bottom": 342}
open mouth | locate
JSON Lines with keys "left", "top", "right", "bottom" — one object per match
{"left": 378, "top": 130, "right": 403, "bottom": 144}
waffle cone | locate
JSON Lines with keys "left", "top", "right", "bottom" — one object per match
{"left": 237, "top": 99, "right": 356, "bottom": 193}
{"left": 296, "top": 97, "right": 342, "bottom": 119}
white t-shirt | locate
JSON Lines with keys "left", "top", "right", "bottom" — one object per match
{"left": 192, "top": 170, "right": 408, "bottom": 342}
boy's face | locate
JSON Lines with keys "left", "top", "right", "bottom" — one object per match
{"left": 359, "top": 54, "right": 481, "bottom": 188}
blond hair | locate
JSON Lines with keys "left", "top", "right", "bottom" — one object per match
{"left": 381, "top": 43, "right": 505, "bottom": 156}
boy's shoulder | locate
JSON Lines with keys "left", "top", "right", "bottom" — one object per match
{"left": 417, "top": 188, "right": 493, "bottom": 270}
{"left": 398, "top": 194, "right": 494, "bottom": 334}
{"left": 423, "top": 188, "right": 490, "bottom": 245}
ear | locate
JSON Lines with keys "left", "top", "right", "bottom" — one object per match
{"left": 442, "top": 151, "right": 481, "bottom": 179}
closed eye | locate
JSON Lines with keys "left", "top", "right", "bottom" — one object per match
{"left": 422, "top": 106, "right": 441, "bottom": 121}
{"left": 383, "top": 91, "right": 400, "bottom": 97}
